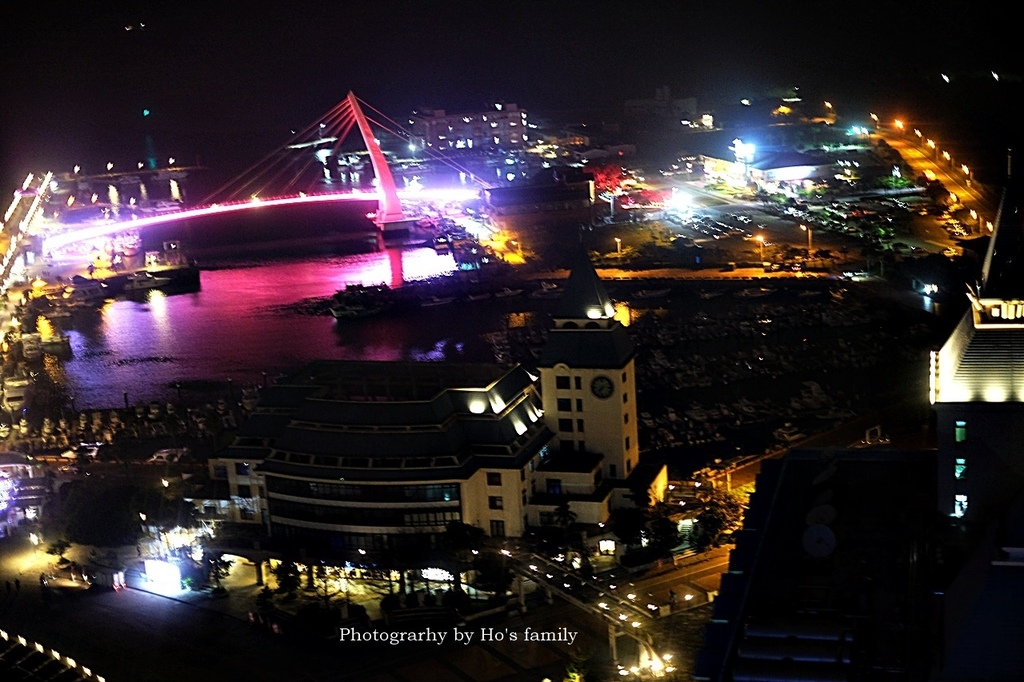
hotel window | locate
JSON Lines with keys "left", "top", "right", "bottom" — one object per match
{"left": 954, "top": 420, "right": 967, "bottom": 443}
{"left": 557, "top": 398, "right": 572, "bottom": 412}
{"left": 235, "top": 462, "right": 250, "bottom": 476}
{"left": 487, "top": 472, "right": 502, "bottom": 486}
{"left": 489, "top": 496, "right": 504, "bottom": 510}
{"left": 556, "top": 376, "right": 570, "bottom": 390}
{"left": 490, "top": 520, "right": 506, "bottom": 538}
{"left": 574, "top": 377, "right": 582, "bottom": 390}
{"left": 622, "top": 372, "right": 627, "bottom": 382}
{"left": 624, "top": 413, "right": 630, "bottom": 424}
{"left": 547, "top": 479, "right": 563, "bottom": 495}
{"left": 236, "top": 484, "right": 251, "bottom": 498}
{"left": 558, "top": 418, "right": 573, "bottom": 432}
{"left": 953, "top": 494, "right": 968, "bottom": 518}
{"left": 954, "top": 458, "right": 967, "bottom": 479}
{"left": 625, "top": 436, "right": 631, "bottom": 451}
{"left": 610, "top": 464, "right": 617, "bottom": 478}
{"left": 623, "top": 393, "right": 628, "bottom": 404}
{"left": 576, "top": 419, "right": 585, "bottom": 432}
{"left": 576, "top": 399, "right": 583, "bottom": 412}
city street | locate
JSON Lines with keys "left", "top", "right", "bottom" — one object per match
{"left": 1, "top": 530, "right": 669, "bottom": 681}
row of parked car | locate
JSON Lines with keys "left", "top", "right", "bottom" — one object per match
{"left": 58, "top": 442, "right": 189, "bottom": 464}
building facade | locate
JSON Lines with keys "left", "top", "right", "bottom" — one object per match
{"left": 203, "top": 255, "right": 666, "bottom": 566}
{"left": 409, "top": 102, "right": 529, "bottom": 152}
{"left": 931, "top": 160, "right": 1024, "bottom": 522}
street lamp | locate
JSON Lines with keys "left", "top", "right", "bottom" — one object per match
{"left": 615, "top": 237, "right": 622, "bottom": 255}
{"left": 800, "top": 224, "right": 812, "bottom": 253}
{"left": 756, "top": 234, "right": 764, "bottom": 262}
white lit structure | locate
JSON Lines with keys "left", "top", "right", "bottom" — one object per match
{"left": 931, "top": 152, "right": 1024, "bottom": 520}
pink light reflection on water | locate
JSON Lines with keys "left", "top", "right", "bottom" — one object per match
{"left": 60, "top": 247, "right": 464, "bottom": 408}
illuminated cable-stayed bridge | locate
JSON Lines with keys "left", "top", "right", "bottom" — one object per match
{"left": 16, "top": 92, "right": 493, "bottom": 257}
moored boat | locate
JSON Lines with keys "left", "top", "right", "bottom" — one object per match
{"left": 124, "top": 272, "right": 173, "bottom": 292}
{"left": 58, "top": 279, "right": 110, "bottom": 307}
{"left": 331, "top": 303, "right": 384, "bottom": 319}
{"left": 634, "top": 288, "right": 671, "bottom": 299}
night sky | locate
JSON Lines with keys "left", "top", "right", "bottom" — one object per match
{"left": 2, "top": 1, "right": 1018, "bottom": 191}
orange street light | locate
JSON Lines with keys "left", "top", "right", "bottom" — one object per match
{"left": 800, "top": 224, "right": 812, "bottom": 252}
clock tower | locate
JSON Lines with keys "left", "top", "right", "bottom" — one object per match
{"left": 536, "top": 251, "right": 639, "bottom": 480}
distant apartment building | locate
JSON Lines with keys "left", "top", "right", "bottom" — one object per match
{"left": 623, "top": 86, "right": 699, "bottom": 130}
{"left": 408, "top": 102, "right": 529, "bottom": 152}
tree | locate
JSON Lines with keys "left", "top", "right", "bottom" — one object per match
{"left": 312, "top": 562, "right": 348, "bottom": 611}
{"left": 443, "top": 521, "right": 484, "bottom": 593}
{"left": 205, "top": 552, "right": 233, "bottom": 591}
{"left": 693, "top": 488, "right": 745, "bottom": 550}
{"left": 255, "top": 585, "right": 274, "bottom": 615}
{"left": 271, "top": 558, "right": 301, "bottom": 599}
{"left": 587, "top": 163, "right": 628, "bottom": 194}
{"left": 609, "top": 506, "right": 646, "bottom": 547}
{"left": 46, "top": 538, "right": 71, "bottom": 562}
{"left": 472, "top": 551, "right": 513, "bottom": 596}
{"left": 647, "top": 502, "right": 680, "bottom": 553}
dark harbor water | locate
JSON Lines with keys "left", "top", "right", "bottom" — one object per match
{"left": 40, "top": 247, "right": 537, "bottom": 410}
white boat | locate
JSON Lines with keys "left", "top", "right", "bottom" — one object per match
{"left": 61, "top": 280, "right": 110, "bottom": 306}
{"left": 529, "top": 282, "right": 562, "bottom": 299}
{"left": 634, "top": 288, "right": 671, "bottom": 299}
{"left": 736, "top": 287, "right": 774, "bottom": 298}
{"left": 494, "top": 287, "right": 524, "bottom": 298}
{"left": 2, "top": 374, "right": 31, "bottom": 400}
{"left": 20, "top": 333, "right": 42, "bottom": 361}
{"left": 331, "top": 303, "right": 383, "bottom": 319}
{"left": 40, "top": 334, "right": 72, "bottom": 354}
{"left": 124, "top": 272, "right": 172, "bottom": 292}
{"left": 421, "top": 295, "right": 455, "bottom": 307}
{"left": 773, "top": 422, "right": 806, "bottom": 443}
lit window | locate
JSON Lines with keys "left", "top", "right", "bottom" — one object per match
{"left": 954, "top": 420, "right": 967, "bottom": 443}
{"left": 953, "top": 494, "right": 968, "bottom": 518}
{"left": 954, "top": 458, "right": 967, "bottom": 480}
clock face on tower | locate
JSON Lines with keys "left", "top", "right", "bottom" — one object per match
{"left": 590, "top": 375, "right": 615, "bottom": 399}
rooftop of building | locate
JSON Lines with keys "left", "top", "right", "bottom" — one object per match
{"left": 695, "top": 447, "right": 936, "bottom": 681}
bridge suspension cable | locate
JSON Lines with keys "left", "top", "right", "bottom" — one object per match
{"left": 202, "top": 92, "right": 494, "bottom": 207}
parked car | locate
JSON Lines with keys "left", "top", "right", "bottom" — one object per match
{"left": 146, "top": 447, "right": 188, "bottom": 464}
{"left": 61, "top": 443, "right": 101, "bottom": 459}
